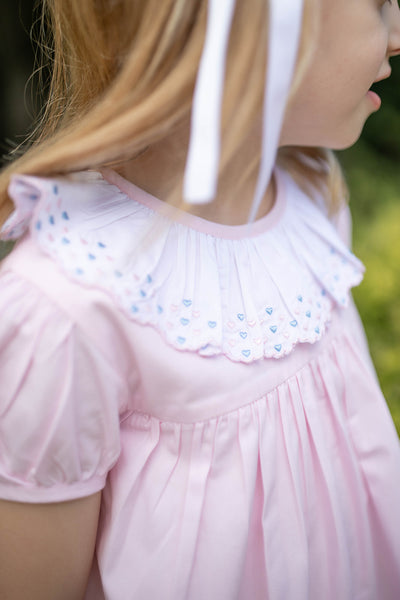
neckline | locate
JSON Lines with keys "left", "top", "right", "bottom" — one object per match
{"left": 100, "top": 167, "right": 287, "bottom": 240}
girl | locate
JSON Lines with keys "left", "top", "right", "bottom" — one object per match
{"left": 1, "top": 1, "right": 400, "bottom": 598}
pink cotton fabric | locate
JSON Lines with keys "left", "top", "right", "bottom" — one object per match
{"left": 0, "top": 173, "right": 400, "bottom": 599}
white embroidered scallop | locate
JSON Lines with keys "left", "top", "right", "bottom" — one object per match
{"left": 1, "top": 169, "right": 364, "bottom": 363}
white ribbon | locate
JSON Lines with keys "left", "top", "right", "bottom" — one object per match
{"left": 183, "top": 0, "right": 305, "bottom": 219}
{"left": 183, "top": 0, "right": 236, "bottom": 204}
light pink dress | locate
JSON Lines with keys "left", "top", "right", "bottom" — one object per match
{"left": 0, "top": 168, "right": 399, "bottom": 599}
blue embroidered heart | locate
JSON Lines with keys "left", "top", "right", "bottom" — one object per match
{"left": 274, "top": 344, "right": 282, "bottom": 352}
{"left": 315, "top": 326, "right": 320, "bottom": 334}
{"left": 242, "top": 349, "right": 251, "bottom": 358}
{"left": 208, "top": 321, "right": 217, "bottom": 329}
{"left": 53, "top": 185, "right": 58, "bottom": 195}
{"left": 305, "top": 311, "right": 311, "bottom": 318}
{"left": 240, "top": 331, "right": 248, "bottom": 339}
{"left": 98, "top": 241, "right": 106, "bottom": 248}
{"left": 270, "top": 326, "right": 277, "bottom": 334}
{"left": 140, "top": 290, "right": 147, "bottom": 298}
{"left": 237, "top": 313, "right": 245, "bottom": 321}
{"left": 183, "top": 299, "right": 192, "bottom": 307}
{"left": 147, "top": 274, "right": 153, "bottom": 284}
{"left": 49, "top": 215, "right": 55, "bottom": 225}
{"left": 297, "top": 295, "right": 303, "bottom": 302}
{"left": 131, "top": 305, "right": 139, "bottom": 313}
{"left": 177, "top": 336, "right": 186, "bottom": 345}
{"left": 61, "top": 211, "right": 69, "bottom": 220}
{"left": 88, "top": 253, "right": 96, "bottom": 260}
{"left": 157, "top": 305, "right": 163, "bottom": 314}
{"left": 29, "top": 193, "right": 39, "bottom": 201}
{"left": 76, "top": 268, "right": 84, "bottom": 275}
{"left": 35, "top": 220, "right": 42, "bottom": 230}
{"left": 114, "top": 270, "right": 123, "bottom": 278}
{"left": 265, "top": 307, "right": 273, "bottom": 316}
{"left": 290, "top": 320, "right": 298, "bottom": 327}
{"left": 180, "top": 318, "right": 190, "bottom": 326}
{"left": 61, "top": 237, "right": 70, "bottom": 245}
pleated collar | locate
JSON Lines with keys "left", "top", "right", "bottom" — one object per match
{"left": 1, "top": 169, "right": 364, "bottom": 362}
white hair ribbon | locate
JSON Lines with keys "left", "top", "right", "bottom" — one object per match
{"left": 183, "top": 0, "right": 237, "bottom": 204}
{"left": 183, "top": 0, "right": 305, "bottom": 219}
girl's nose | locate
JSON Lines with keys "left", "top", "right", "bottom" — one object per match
{"left": 388, "top": 2, "right": 400, "bottom": 58}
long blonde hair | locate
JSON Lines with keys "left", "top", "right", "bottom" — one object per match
{"left": 0, "top": 0, "right": 346, "bottom": 226}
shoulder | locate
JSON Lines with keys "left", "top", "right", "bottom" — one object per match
{"left": 1, "top": 234, "right": 136, "bottom": 386}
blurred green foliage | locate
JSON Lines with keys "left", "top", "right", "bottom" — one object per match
{"left": 0, "top": 241, "right": 13, "bottom": 261}
{"left": 338, "top": 68, "right": 400, "bottom": 435}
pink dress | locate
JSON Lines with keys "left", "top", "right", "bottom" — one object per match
{"left": 0, "top": 168, "right": 399, "bottom": 599}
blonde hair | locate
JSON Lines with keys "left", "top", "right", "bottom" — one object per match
{"left": 0, "top": 0, "right": 346, "bottom": 226}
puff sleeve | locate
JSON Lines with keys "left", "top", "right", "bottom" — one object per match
{"left": 0, "top": 269, "right": 123, "bottom": 503}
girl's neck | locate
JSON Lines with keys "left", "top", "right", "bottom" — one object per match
{"left": 116, "top": 125, "right": 276, "bottom": 226}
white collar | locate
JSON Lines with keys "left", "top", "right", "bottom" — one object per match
{"left": 2, "top": 169, "right": 364, "bottom": 363}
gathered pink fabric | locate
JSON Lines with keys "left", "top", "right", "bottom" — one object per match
{"left": 1, "top": 172, "right": 400, "bottom": 599}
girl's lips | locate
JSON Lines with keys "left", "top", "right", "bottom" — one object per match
{"left": 367, "top": 89, "right": 382, "bottom": 110}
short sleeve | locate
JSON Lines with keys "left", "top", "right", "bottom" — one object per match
{"left": 0, "top": 269, "right": 123, "bottom": 503}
